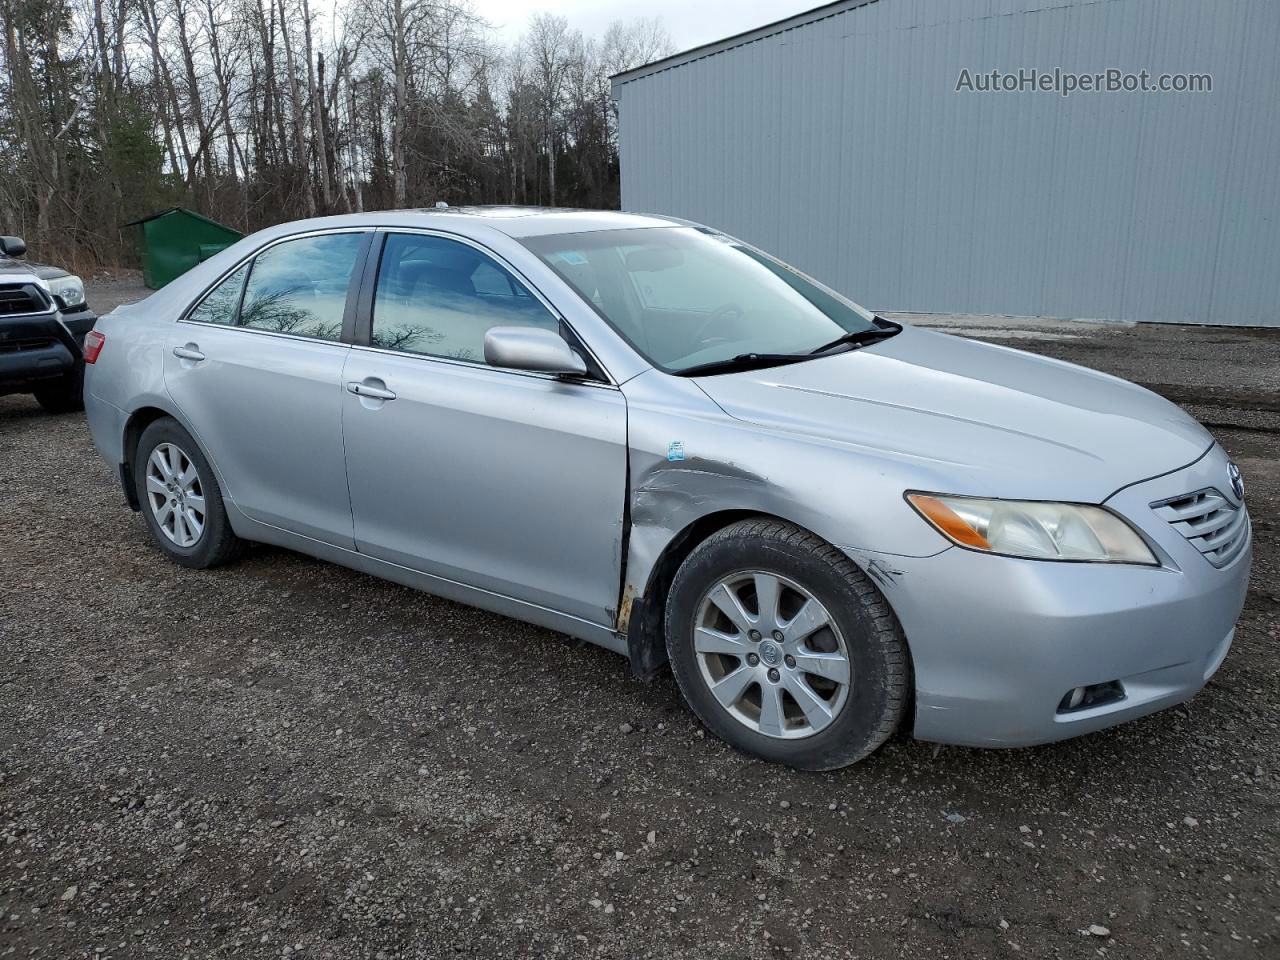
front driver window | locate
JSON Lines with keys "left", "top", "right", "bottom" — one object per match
{"left": 238, "top": 233, "right": 365, "bottom": 341}
{"left": 372, "top": 234, "right": 558, "bottom": 363}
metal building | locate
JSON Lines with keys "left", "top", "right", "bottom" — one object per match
{"left": 612, "top": 0, "right": 1280, "bottom": 326}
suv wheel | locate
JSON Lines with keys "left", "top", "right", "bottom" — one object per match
{"left": 33, "top": 370, "right": 84, "bottom": 413}
{"left": 134, "top": 418, "right": 243, "bottom": 568}
{"left": 665, "top": 518, "right": 910, "bottom": 771}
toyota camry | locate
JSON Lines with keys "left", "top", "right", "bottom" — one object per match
{"left": 82, "top": 208, "right": 1251, "bottom": 770}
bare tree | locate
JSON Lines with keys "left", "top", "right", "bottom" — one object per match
{"left": 524, "top": 13, "right": 574, "bottom": 206}
{"left": 0, "top": 0, "right": 675, "bottom": 266}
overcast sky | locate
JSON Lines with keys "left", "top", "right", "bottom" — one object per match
{"left": 470, "top": 0, "right": 818, "bottom": 50}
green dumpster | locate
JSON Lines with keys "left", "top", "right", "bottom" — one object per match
{"left": 124, "top": 207, "right": 244, "bottom": 290}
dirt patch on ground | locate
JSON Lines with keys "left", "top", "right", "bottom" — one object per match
{"left": 1, "top": 312, "right": 1276, "bottom": 959}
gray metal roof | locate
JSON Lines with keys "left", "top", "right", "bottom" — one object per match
{"left": 611, "top": 0, "right": 879, "bottom": 88}
{"left": 610, "top": 0, "right": 1280, "bottom": 326}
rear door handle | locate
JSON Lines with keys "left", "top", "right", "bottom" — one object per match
{"left": 346, "top": 379, "right": 397, "bottom": 401}
{"left": 173, "top": 345, "right": 205, "bottom": 362}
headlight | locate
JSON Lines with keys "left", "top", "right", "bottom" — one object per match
{"left": 47, "top": 275, "right": 85, "bottom": 308}
{"left": 906, "top": 493, "right": 1158, "bottom": 565}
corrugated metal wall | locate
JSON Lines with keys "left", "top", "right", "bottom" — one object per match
{"left": 613, "top": 0, "right": 1280, "bottom": 326}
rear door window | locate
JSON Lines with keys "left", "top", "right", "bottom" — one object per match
{"left": 237, "top": 233, "right": 365, "bottom": 341}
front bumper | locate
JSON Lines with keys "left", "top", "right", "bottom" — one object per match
{"left": 0, "top": 310, "right": 84, "bottom": 392}
{"left": 866, "top": 445, "right": 1251, "bottom": 748}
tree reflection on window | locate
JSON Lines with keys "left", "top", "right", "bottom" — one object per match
{"left": 238, "top": 233, "right": 364, "bottom": 342}
{"left": 189, "top": 263, "right": 248, "bottom": 326}
{"left": 371, "top": 233, "right": 559, "bottom": 362}
{"left": 369, "top": 322, "right": 442, "bottom": 353}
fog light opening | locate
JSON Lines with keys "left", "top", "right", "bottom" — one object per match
{"left": 1058, "top": 680, "right": 1125, "bottom": 714}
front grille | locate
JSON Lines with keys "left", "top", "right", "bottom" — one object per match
{"left": 0, "top": 283, "right": 52, "bottom": 316}
{"left": 0, "top": 336, "right": 54, "bottom": 354}
{"left": 1151, "top": 488, "right": 1250, "bottom": 568}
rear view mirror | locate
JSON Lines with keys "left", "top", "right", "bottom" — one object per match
{"left": 1, "top": 236, "right": 27, "bottom": 257}
{"left": 624, "top": 246, "right": 683, "bottom": 272}
{"left": 484, "top": 326, "right": 588, "bottom": 377}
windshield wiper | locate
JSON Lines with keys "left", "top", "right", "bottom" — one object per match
{"left": 674, "top": 318, "right": 904, "bottom": 377}
{"left": 808, "top": 318, "right": 903, "bottom": 355}
{"left": 673, "top": 352, "right": 815, "bottom": 378}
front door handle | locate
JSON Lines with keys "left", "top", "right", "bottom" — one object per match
{"left": 173, "top": 345, "right": 205, "bottom": 362}
{"left": 346, "top": 379, "right": 397, "bottom": 401}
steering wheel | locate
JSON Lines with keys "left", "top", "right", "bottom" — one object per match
{"left": 693, "top": 302, "right": 746, "bottom": 343}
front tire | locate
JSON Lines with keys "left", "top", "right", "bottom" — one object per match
{"left": 665, "top": 518, "right": 910, "bottom": 771}
{"left": 134, "top": 418, "right": 243, "bottom": 569}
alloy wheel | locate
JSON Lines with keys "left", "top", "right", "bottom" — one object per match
{"left": 145, "top": 442, "right": 206, "bottom": 548}
{"left": 693, "top": 570, "right": 852, "bottom": 739}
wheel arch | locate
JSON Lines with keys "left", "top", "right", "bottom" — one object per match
{"left": 120, "top": 401, "right": 228, "bottom": 511}
{"left": 624, "top": 508, "right": 854, "bottom": 679}
{"left": 623, "top": 506, "right": 918, "bottom": 740}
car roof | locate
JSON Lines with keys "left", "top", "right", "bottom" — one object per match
{"left": 410, "top": 206, "right": 685, "bottom": 238}
{"left": 256, "top": 207, "right": 689, "bottom": 241}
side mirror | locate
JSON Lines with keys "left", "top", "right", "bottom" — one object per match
{"left": 484, "top": 325, "right": 588, "bottom": 377}
{"left": 1, "top": 236, "right": 26, "bottom": 258}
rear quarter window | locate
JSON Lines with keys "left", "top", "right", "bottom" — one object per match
{"left": 187, "top": 263, "right": 249, "bottom": 326}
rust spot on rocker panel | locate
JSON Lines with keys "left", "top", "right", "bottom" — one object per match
{"left": 616, "top": 583, "right": 637, "bottom": 634}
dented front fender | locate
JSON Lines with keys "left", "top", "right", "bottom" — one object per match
{"left": 618, "top": 369, "right": 951, "bottom": 642}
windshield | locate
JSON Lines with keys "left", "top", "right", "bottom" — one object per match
{"left": 522, "top": 227, "right": 881, "bottom": 374}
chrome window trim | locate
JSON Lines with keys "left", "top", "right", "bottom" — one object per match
{"left": 368, "top": 226, "right": 619, "bottom": 387}
{"left": 348, "top": 340, "right": 620, "bottom": 392}
{"left": 173, "top": 322, "right": 357, "bottom": 350}
{"left": 178, "top": 227, "right": 371, "bottom": 341}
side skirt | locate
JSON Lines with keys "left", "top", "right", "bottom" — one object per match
{"left": 226, "top": 506, "right": 629, "bottom": 656}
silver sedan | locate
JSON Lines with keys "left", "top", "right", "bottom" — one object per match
{"left": 82, "top": 208, "right": 1251, "bottom": 769}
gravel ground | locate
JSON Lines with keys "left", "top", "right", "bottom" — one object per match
{"left": 78, "top": 270, "right": 148, "bottom": 316}
{"left": 1, "top": 287, "right": 1277, "bottom": 958}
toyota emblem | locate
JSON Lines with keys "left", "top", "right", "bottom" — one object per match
{"left": 1227, "top": 461, "right": 1245, "bottom": 501}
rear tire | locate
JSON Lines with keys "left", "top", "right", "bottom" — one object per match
{"left": 34, "top": 370, "right": 84, "bottom": 413}
{"left": 134, "top": 417, "right": 243, "bottom": 569}
{"left": 665, "top": 517, "right": 910, "bottom": 771}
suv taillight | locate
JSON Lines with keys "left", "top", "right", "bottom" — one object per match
{"left": 83, "top": 330, "right": 105, "bottom": 364}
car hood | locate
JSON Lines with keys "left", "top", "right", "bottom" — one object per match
{"left": 692, "top": 325, "right": 1212, "bottom": 503}
{"left": 0, "top": 256, "right": 68, "bottom": 281}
